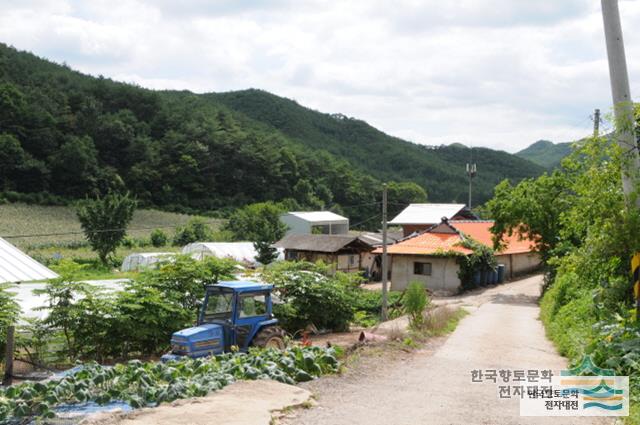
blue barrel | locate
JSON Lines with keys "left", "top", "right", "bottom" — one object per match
{"left": 497, "top": 264, "right": 505, "bottom": 283}
{"left": 489, "top": 269, "right": 497, "bottom": 285}
{"left": 480, "top": 270, "right": 488, "bottom": 286}
{"left": 473, "top": 271, "right": 482, "bottom": 286}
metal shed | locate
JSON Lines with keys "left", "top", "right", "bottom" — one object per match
{"left": 0, "top": 237, "right": 58, "bottom": 283}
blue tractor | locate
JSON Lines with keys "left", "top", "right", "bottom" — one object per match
{"left": 161, "top": 281, "right": 286, "bottom": 361}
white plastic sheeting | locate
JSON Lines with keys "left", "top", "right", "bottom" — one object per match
{"left": 182, "top": 242, "right": 283, "bottom": 265}
{"left": 121, "top": 252, "right": 175, "bottom": 272}
{"left": 0, "top": 237, "right": 58, "bottom": 283}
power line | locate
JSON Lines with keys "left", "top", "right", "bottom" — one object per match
{"left": 1, "top": 222, "right": 221, "bottom": 239}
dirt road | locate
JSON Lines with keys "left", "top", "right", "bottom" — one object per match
{"left": 285, "top": 275, "right": 611, "bottom": 425}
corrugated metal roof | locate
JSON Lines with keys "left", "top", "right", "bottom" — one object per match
{"left": 389, "top": 203, "right": 467, "bottom": 225}
{"left": 285, "top": 211, "right": 348, "bottom": 223}
{"left": 0, "top": 237, "right": 59, "bottom": 283}
{"left": 274, "top": 234, "right": 371, "bottom": 253}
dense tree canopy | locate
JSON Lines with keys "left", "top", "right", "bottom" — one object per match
{"left": 0, "top": 43, "right": 543, "bottom": 225}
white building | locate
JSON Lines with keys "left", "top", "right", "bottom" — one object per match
{"left": 280, "top": 211, "right": 349, "bottom": 236}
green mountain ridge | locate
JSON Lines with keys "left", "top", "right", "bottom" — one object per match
{"left": 0, "top": 43, "right": 544, "bottom": 224}
{"left": 516, "top": 139, "right": 573, "bottom": 168}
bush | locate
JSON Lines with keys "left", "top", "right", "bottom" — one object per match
{"left": 0, "top": 284, "right": 20, "bottom": 358}
{"left": 403, "top": 282, "right": 429, "bottom": 330}
{"left": 150, "top": 228, "right": 168, "bottom": 247}
{"left": 264, "top": 261, "right": 358, "bottom": 332}
{"left": 173, "top": 218, "right": 213, "bottom": 246}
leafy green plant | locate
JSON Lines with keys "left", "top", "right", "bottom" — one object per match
{"left": 172, "top": 218, "right": 213, "bottom": 246}
{"left": 150, "top": 228, "right": 168, "bottom": 247}
{"left": 264, "top": 261, "right": 359, "bottom": 332}
{"left": 403, "top": 282, "right": 429, "bottom": 330}
{"left": 0, "top": 283, "right": 20, "bottom": 360}
{"left": 0, "top": 346, "right": 340, "bottom": 423}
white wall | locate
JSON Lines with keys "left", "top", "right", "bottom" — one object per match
{"left": 281, "top": 215, "right": 311, "bottom": 235}
{"left": 390, "top": 255, "right": 461, "bottom": 294}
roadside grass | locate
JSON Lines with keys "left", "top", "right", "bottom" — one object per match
{"left": 424, "top": 306, "right": 469, "bottom": 337}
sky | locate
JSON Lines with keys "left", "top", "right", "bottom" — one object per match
{"left": 1, "top": 0, "right": 639, "bottom": 152}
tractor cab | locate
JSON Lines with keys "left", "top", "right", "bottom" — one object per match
{"left": 161, "top": 281, "right": 285, "bottom": 362}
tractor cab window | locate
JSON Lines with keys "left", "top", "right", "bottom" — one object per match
{"left": 238, "top": 293, "right": 267, "bottom": 318}
{"left": 202, "top": 292, "right": 234, "bottom": 322}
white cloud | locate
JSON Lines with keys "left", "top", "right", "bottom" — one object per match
{"left": 0, "top": 0, "right": 637, "bottom": 152}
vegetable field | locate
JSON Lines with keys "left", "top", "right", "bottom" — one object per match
{"left": 0, "top": 203, "right": 221, "bottom": 250}
{"left": 0, "top": 346, "right": 340, "bottom": 423}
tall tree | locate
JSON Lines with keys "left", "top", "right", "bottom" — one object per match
{"left": 76, "top": 192, "right": 137, "bottom": 264}
{"left": 225, "top": 202, "right": 288, "bottom": 264}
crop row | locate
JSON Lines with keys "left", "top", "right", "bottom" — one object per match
{"left": 0, "top": 346, "right": 339, "bottom": 423}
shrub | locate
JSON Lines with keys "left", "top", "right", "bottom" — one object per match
{"left": 150, "top": 228, "right": 168, "bottom": 247}
{"left": 173, "top": 218, "right": 213, "bottom": 246}
{"left": 0, "top": 284, "right": 20, "bottom": 359}
{"left": 403, "top": 282, "right": 429, "bottom": 330}
{"left": 263, "top": 261, "right": 358, "bottom": 332}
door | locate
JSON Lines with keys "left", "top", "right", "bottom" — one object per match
{"left": 234, "top": 292, "right": 269, "bottom": 349}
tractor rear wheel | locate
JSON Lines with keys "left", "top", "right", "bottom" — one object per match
{"left": 253, "top": 326, "right": 286, "bottom": 349}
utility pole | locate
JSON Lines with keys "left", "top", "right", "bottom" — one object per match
{"left": 381, "top": 183, "right": 388, "bottom": 321}
{"left": 593, "top": 108, "right": 601, "bottom": 137}
{"left": 466, "top": 163, "right": 477, "bottom": 209}
{"left": 601, "top": 0, "right": 640, "bottom": 318}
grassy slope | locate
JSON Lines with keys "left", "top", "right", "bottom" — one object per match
{"left": 0, "top": 203, "right": 221, "bottom": 249}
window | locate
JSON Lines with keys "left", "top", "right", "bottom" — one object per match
{"left": 239, "top": 294, "right": 267, "bottom": 318}
{"left": 413, "top": 262, "right": 432, "bottom": 276}
{"left": 286, "top": 250, "right": 298, "bottom": 260}
{"left": 349, "top": 255, "right": 357, "bottom": 266}
{"left": 203, "top": 292, "right": 234, "bottom": 322}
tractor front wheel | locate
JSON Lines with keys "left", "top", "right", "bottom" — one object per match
{"left": 253, "top": 326, "right": 286, "bottom": 349}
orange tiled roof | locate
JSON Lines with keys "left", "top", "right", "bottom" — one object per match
{"left": 373, "top": 220, "right": 536, "bottom": 256}
{"left": 451, "top": 221, "right": 535, "bottom": 255}
{"left": 374, "top": 231, "right": 472, "bottom": 255}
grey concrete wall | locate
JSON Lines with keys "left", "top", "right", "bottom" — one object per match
{"left": 390, "top": 255, "right": 461, "bottom": 294}
{"left": 496, "top": 252, "right": 541, "bottom": 279}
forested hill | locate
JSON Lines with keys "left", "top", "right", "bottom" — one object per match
{"left": 212, "top": 90, "right": 545, "bottom": 203}
{"left": 0, "top": 43, "right": 543, "bottom": 223}
{"left": 516, "top": 139, "right": 573, "bottom": 168}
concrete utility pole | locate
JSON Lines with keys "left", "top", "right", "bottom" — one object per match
{"left": 601, "top": 0, "right": 640, "bottom": 318}
{"left": 381, "top": 183, "right": 388, "bottom": 321}
{"left": 601, "top": 0, "right": 640, "bottom": 205}
{"left": 593, "top": 108, "right": 601, "bottom": 137}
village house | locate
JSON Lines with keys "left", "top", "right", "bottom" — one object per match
{"left": 389, "top": 203, "right": 478, "bottom": 237}
{"left": 376, "top": 219, "right": 540, "bottom": 294}
{"left": 273, "top": 234, "right": 374, "bottom": 274}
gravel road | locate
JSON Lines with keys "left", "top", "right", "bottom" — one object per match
{"left": 285, "top": 275, "right": 613, "bottom": 425}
